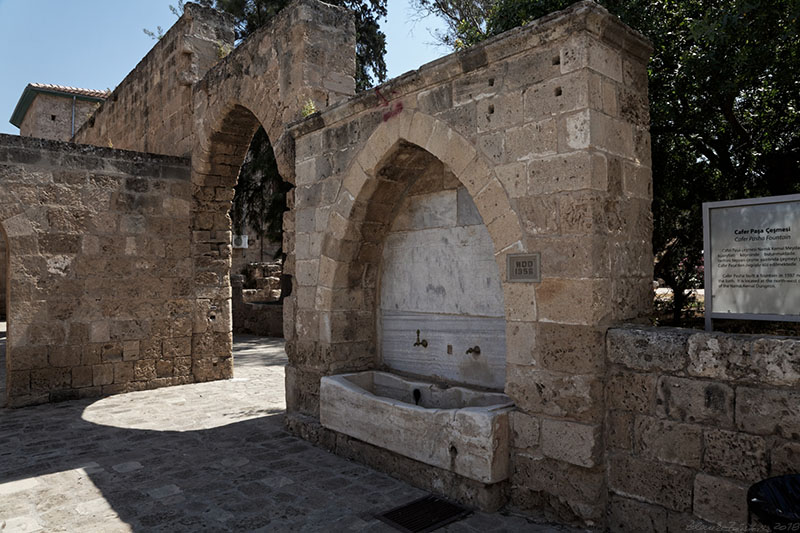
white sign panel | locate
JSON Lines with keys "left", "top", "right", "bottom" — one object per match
{"left": 703, "top": 194, "right": 800, "bottom": 326}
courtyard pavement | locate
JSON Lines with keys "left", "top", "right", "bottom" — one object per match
{"left": 0, "top": 334, "right": 578, "bottom": 532}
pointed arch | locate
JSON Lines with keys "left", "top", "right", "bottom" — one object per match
{"left": 319, "top": 111, "right": 525, "bottom": 294}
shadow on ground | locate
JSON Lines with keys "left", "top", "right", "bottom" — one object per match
{"left": 0, "top": 336, "right": 425, "bottom": 532}
{"left": 0, "top": 335, "right": 574, "bottom": 532}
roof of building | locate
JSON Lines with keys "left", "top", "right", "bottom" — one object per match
{"left": 9, "top": 83, "right": 109, "bottom": 128}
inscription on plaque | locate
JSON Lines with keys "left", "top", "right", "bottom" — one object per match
{"left": 704, "top": 194, "right": 800, "bottom": 323}
{"left": 507, "top": 253, "right": 541, "bottom": 282}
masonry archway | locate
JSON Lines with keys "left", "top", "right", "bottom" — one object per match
{"left": 313, "top": 113, "right": 529, "bottom": 391}
{"left": 189, "top": 102, "right": 290, "bottom": 381}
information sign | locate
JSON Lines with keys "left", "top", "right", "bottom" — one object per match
{"left": 703, "top": 194, "right": 800, "bottom": 329}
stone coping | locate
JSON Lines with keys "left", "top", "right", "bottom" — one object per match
{"left": 287, "top": 0, "right": 652, "bottom": 137}
{"left": 0, "top": 133, "right": 191, "bottom": 177}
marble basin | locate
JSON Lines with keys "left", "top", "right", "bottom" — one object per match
{"left": 319, "top": 370, "right": 513, "bottom": 483}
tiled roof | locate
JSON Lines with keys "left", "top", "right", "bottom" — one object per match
{"left": 9, "top": 83, "right": 109, "bottom": 128}
{"left": 28, "top": 83, "right": 110, "bottom": 99}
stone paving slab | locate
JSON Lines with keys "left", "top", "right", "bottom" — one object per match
{"left": 0, "top": 334, "right": 581, "bottom": 532}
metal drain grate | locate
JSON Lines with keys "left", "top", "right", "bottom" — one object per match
{"left": 376, "top": 495, "right": 471, "bottom": 533}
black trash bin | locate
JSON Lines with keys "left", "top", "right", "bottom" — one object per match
{"left": 748, "top": 474, "right": 800, "bottom": 530}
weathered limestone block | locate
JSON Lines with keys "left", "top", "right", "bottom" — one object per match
{"left": 771, "top": 440, "right": 800, "bottom": 476}
{"left": 606, "top": 370, "right": 655, "bottom": 414}
{"left": 607, "top": 326, "right": 691, "bottom": 373}
{"left": 735, "top": 387, "right": 800, "bottom": 438}
{"left": 505, "top": 321, "right": 538, "bottom": 366}
{"left": 527, "top": 151, "right": 606, "bottom": 195}
{"left": 687, "top": 332, "right": 756, "bottom": 382}
{"left": 71, "top": 366, "right": 93, "bottom": 388}
{"left": 509, "top": 410, "right": 541, "bottom": 452}
{"left": 8, "top": 346, "right": 48, "bottom": 370}
{"left": 507, "top": 365, "right": 603, "bottom": 423}
{"left": 285, "top": 365, "right": 322, "bottom": 417}
{"left": 134, "top": 360, "right": 156, "bottom": 381}
{"left": 750, "top": 336, "right": 800, "bottom": 387}
{"left": 607, "top": 495, "right": 667, "bottom": 533}
{"left": 541, "top": 419, "right": 602, "bottom": 468}
{"left": 501, "top": 283, "right": 538, "bottom": 322}
{"left": 633, "top": 416, "right": 703, "bottom": 468}
{"left": 702, "top": 428, "right": 767, "bottom": 481}
{"left": 606, "top": 410, "right": 633, "bottom": 451}
{"left": 607, "top": 453, "right": 693, "bottom": 512}
{"left": 537, "top": 323, "right": 606, "bottom": 374}
{"left": 525, "top": 235, "right": 608, "bottom": 280}
{"left": 92, "top": 364, "right": 114, "bottom": 386}
{"left": 535, "top": 278, "right": 611, "bottom": 325}
{"left": 656, "top": 376, "right": 734, "bottom": 429}
{"left": 693, "top": 473, "right": 748, "bottom": 527}
{"left": 512, "top": 453, "right": 606, "bottom": 523}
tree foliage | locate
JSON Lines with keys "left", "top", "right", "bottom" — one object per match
{"left": 196, "top": 0, "right": 387, "bottom": 90}
{"left": 420, "top": 0, "right": 800, "bottom": 324}
{"left": 409, "top": 0, "right": 494, "bottom": 48}
{"left": 230, "top": 127, "right": 292, "bottom": 256}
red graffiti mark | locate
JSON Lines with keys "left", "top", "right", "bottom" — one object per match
{"left": 383, "top": 101, "right": 404, "bottom": 122}
{"left": 375, "top": 87, "right": 390, "bottom": 107}
{"left": 375, "top": 87, "right": 403, "bottom": 121}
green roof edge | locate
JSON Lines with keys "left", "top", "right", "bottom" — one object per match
{"left": 9, "top": 84, "right": 106, "bottom": 129}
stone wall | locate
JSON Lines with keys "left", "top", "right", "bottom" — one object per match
{"left": 0, "top": 134, "right": 196, "bottom": 407}
{"left": 606, "top": 325, "right": 800, "bottom": 531}
{"left": 21, "top": 94, "right": 101, "bottom": 142}
{"left": 284, "top": 1, "right": 652, "bottom": 525}
{"left": 65, "top": 0, "right": 356, "bottom": 394}
{"left": 0, "top": 229, "right": 6, "bottom": 320}
{"left": 74, "top": 3, "right": 234, "bottom": 157}
{"left": 188, "top": 0, "right": 356, "bottom": 377}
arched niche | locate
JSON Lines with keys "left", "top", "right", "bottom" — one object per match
{"left": 376, "top": 143, "right": 507, "bottom": 389}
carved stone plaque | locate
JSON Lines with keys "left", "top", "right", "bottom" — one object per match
{"left": 507, "top": 253, "right": 541, "bottom": 282}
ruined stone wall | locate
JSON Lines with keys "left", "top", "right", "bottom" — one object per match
{"left": 285, "top": 1, "right": 652, "bottom": 524}
{"left": 74, "top": 3, "right": 234, "bottom": 157}
{"left": 189, "top": 0, "right": 356, "bottom": 380}
{"left": 0, "top": 134, "right": 195, "bottom": 407}
{"left": 605, "top": 326, "right": 800, "bottom": 531}
{"left": 20, "top": 94, "right": 101, "bottom": 142}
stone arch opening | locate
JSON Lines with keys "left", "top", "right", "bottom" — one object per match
{"left": 311, "top": 133, "right": 518, "bottom": 489}
{"left": 191, "top": 103, "right": 289, "bottom": 382}
{"left": 317, "top": 128, "right": 517, "bottom": 389}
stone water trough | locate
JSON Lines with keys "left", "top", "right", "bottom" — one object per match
{"left": 320, "top": 371, "right": 514, "bottom": 484}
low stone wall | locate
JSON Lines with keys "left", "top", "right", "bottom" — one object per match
{"left": 0, "top": 134, "right": 202, "bottom": 407}
{"left": 606, "top": 325, "right": 800, "bottom": 531}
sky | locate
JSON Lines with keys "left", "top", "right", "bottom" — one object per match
{"left": 0, "top": 0, "right": 449, "bottom": 135}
